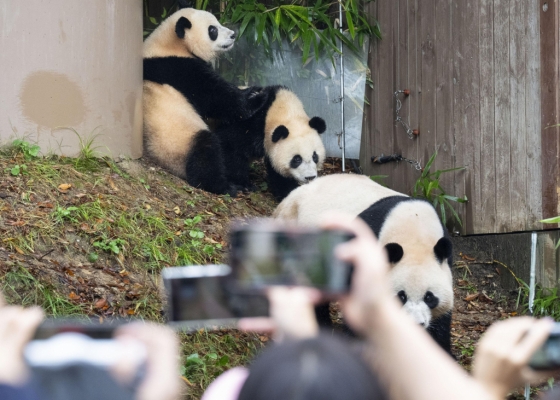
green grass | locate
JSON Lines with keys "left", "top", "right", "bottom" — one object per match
{"left": 180, "top": 330, "right": 267, "bottom": 399}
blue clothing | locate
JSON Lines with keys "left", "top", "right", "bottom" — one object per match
{"left": 0, "top": 383, "right": 41, "bottom": 400}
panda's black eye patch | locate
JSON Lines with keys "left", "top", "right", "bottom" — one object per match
{"left": 312, "top": 152, "right": 318, "bottom": 164}
{"left": 397, "top": 290, "right": 407, "bottom": 305}
{"left": 208, "top": 25, "right": 218, "bottom": 41}
{"left": 385, "top": 243, "right": 404, "bottom": 264}
{"left": 290, "top": 155, "right": 302, "bottom": 169}
{"left": 424, "top": 291, "right": 439, "bottom": 309}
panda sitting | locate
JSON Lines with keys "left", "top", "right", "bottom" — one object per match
{"left": 216, "top": 85, "right": 327, "bottom": 201}
{"left": 143, "top": 1, "right": 268, "bottom": 196}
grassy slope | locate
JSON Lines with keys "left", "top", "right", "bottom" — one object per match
{"left": 0, "top": 144, "right": 276, "bottom": 399}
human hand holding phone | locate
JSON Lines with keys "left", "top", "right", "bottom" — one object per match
{"left": 472, "top": 317, "right": 555, "bottom": 399}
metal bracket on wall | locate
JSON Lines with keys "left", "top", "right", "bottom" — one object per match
{"left": 394, "top": 89, "right": 419, "bottom": 139}
{"left": 370, "top": 153, "right": 423, "bottom": 171}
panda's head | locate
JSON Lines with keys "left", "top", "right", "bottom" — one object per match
{"left": 164, "top": 8, "right": 235, "bottom": 61}
{"left": 264, "top": 89, "right": 327, "bottom": 183}
{"left": 370, "top": 196, "right": 453, "bottom": 328}
{"left": 388, "top": 237, "right": 453, "bottom": 329}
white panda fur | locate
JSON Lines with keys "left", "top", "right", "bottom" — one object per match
{"left": 273, "top": 173, "right": 401, "bottom": 225}
{"left": 273, "top": 173, "right": 454, "bottom": 354}
{"left": 143, "top": 7, "right": 268, "bottom": 195}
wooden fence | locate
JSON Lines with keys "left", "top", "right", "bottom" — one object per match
{"left": 360, "top": 0, "right": 559, "bottom": 236}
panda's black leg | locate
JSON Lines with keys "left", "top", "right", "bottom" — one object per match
{"left": 185, "top": 130, "right": 238, "bottom": 196}
{"left": 427, "top": 312, "right": 454, "bottom": 358}
{"left": 265, "top": 157, "right": 299, "bottom": 201}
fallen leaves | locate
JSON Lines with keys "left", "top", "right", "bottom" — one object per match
{"left": 58, "top": 183, "right": 72, "bottom": 193}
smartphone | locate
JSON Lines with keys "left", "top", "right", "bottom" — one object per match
{"left": 530, "top": 323, "right": 560, "bottom": 370}
{"left": 26, "top": 319, "right": 146, "bottom": 369}
{"left": 162, "top": 264, "right": 269, "bottom": 331}
{"left": 229, "top": 221, "right": 355, "bottom": 295}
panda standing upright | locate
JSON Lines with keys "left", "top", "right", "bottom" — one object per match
{"left": 274, "top": 174, "right": 455, "bottom": 354}
{"left": 143, "top": 2, "right": 268, "bottom": 195}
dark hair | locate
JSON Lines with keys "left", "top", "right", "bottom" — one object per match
{"left": 237, "top": 334, "right": 386, "bottom": 400}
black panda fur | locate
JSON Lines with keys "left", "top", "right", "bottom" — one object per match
{"left": 143, "top": 8, "right": 268, "bottom": 196}
{"left": 215, "top": 85, "right": 327, "bottom": 200}
{"left": 144, "top": 57, "right": 267, "bottom": 124}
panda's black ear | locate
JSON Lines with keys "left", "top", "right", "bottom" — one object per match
{"left": 175, "top": 17, "right": 192, "bottom": 39}
{"left": 309, "top": 117, "right": 326, "bottom": 134}
{"left": 272, "top": 126, "right": 289, "bottom": 143}
{"left": 434, "top": 237, "right": 452, "bottom": 264}
{"left": 178, "top": 0, "right": 193, "bottom": 9}
{"left": 385, "top": 243, "right": 403, "bottom": 264}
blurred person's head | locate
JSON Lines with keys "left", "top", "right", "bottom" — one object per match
{"left": 237, "top": 334, "right": 386, "bottom": 400}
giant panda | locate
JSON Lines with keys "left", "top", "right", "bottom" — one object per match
{"left": 273, "top": 174, "right": 454, "bottom": 354}
{"left": 143, "top": 4, "right": 268, "bottom": 195}
{"left": 216, "top": 85, "right": 327, "bottom": 200}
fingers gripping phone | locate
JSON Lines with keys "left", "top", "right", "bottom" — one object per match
{"left": 229, "top": 222, "right": 355, "bottom": 295}
{"left": 530, "top": 323, "right": 560, "bottom": 370}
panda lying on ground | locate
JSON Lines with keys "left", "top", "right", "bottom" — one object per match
{"left": 273, "top": 174, "right": 455, "bottom": 354}
{"left": 143, "top": 4, "right": 268, "bottom": 196}
{"left": 216, "top": 85, "right": 327, "bottom": 201}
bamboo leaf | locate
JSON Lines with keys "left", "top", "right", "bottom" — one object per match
{"left": 256, "top": 13, "right": 266, "bottom": 43}
{"left": 275, "top": 8, "right": 282, "bottom": 26}
{"left": 541, "top": 216, "right": 560, "bottom": 224}
{"left": 238, "top": 12, "right": 254, "bottom": 39}
{"left": 302, "top": 29, "right": 312, "bottom": 63}
{"left": 346, "top": 11, "right": 355, "bottom": 39}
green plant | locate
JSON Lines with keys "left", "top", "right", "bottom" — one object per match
{"left": 53, "top": 206, "right": 79, "bottom": 224}
{"left": 518, "top": 283, "right": 560, "bottom": 320}
{"left": 12, "top": 139, "right": 40, "bottom": 160}
{"left": 222, "top": 0, "right": 380, "bottom": 63}
{"left": 540, "top": 216, "right": 560, "bottom": 249}
{"left": 369, "top": 175, "right": 387, "bottom": 185}
{"left": 9, "top": 164, "right": 28, "bottom": 176}
{"left": 93, "top": 238, "right": 127, "bottom": 255}
{"left": 412, "top": 151, "right": 468, "bottom": 227}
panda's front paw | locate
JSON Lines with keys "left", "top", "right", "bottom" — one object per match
{"left": 244, "top": 90, "right": 269, "bottom": 119}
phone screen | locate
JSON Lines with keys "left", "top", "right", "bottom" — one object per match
{"left": 530, "top": 323, "right": 560, "bottom": 370}
{"left": 162, "top": 265, "right": 269, "bottom": 330}
{"left": 229, "top": 225, "right": 354, "bottom": 294}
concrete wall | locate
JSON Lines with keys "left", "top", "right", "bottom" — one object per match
{"left": 0, "top": 0, "right": 143, "bottom": 158}
{"left": 453, "top": 230, "right": 560, "bottom": 291}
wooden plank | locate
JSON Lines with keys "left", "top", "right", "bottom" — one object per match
{"left": 359, "top": 0, "right": 378, "bottom": 175}
{"left": 493, "top": 0, "right": 511, "bottom": 232}
{"left": 525, "top": 0, "right": 542, "bottom": 230}
{"left": 408, "top": 0, "right": 420, "bottom": 179}
{"left": 419, "top": 0, "right": 437, "bottom": 197}
{"left": 452, "top": 0, "right": 480, "bottom": 234}
{"left": 434, "top": 0, "right": 454, "bottom": 228}
{"left": 361, "top": 0, "right": 397, "bottom": 184}
{"left": 509, "top": 0, "right": 527, "bottom": 231}
{"left": 478, "top": 0, "right": 496, "bottom": 233}
{"left": 393, "top": 0, "right": 413, "bottom": 195}
{"left": 540, "top": 0, "right": 560, "bottom": 223}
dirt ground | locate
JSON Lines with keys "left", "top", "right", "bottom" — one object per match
{"left": 0, "top": 150, "right": 549, "bottom": 398}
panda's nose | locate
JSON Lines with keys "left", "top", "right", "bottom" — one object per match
{"left": 305, "top": 176, "right": 316, "bottom": 182}
{"left": 230, "top": 32, "right": 237, "bottom": 40}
